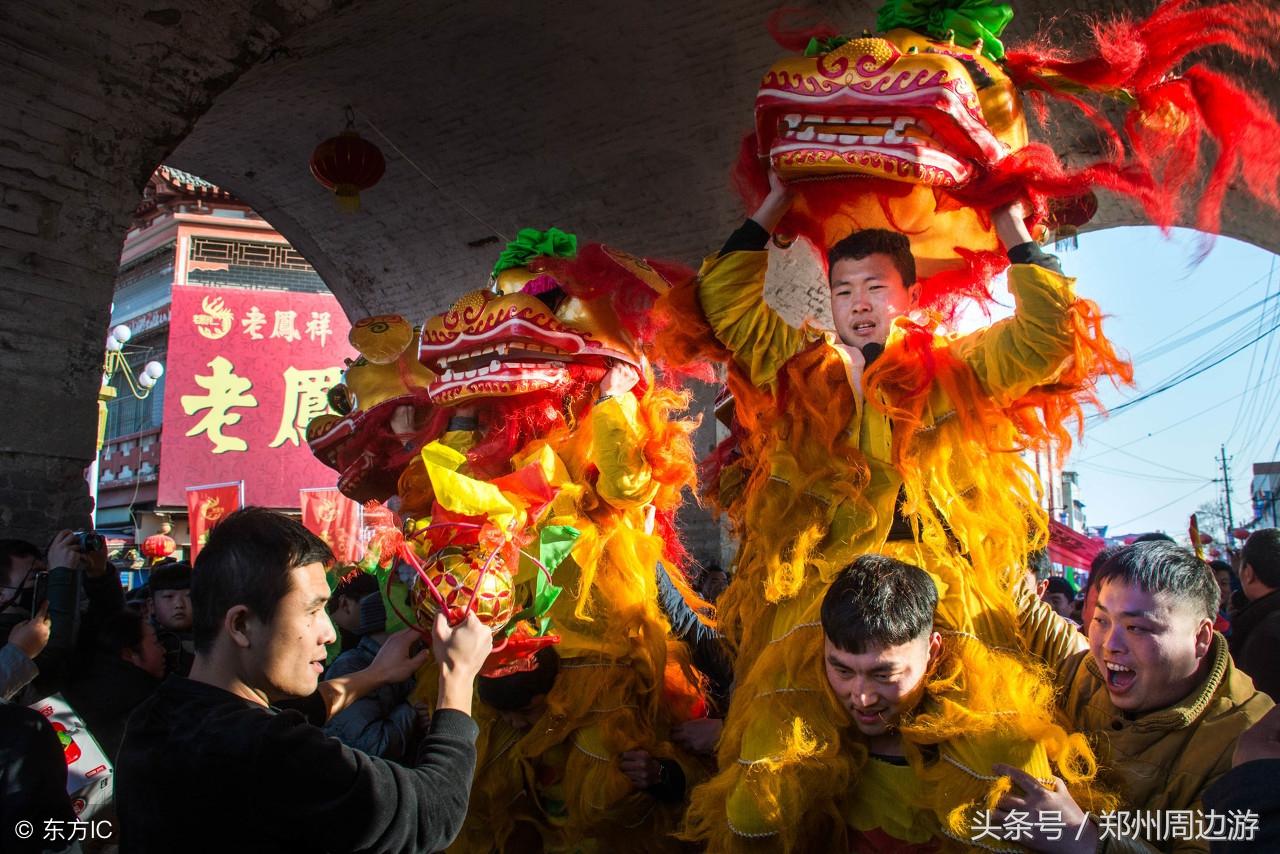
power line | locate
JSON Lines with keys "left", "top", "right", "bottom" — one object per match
{"left": 1110, "top": 482, "right": 1214, "bottom": 529}
{"left": 1073, "top": 365, "right": 1280, "bottom": 465}
{"left": 1089, "top": 314, "right": 1280, "bottom": 421}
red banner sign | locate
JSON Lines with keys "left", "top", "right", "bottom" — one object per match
{"left": 159, "top": 286, "right": 353, "bottom": 508}
{"left": 299, "top": 488, "right": 363, "bottom": 563}
{"left": 187, "top": 481, "right": 243, "bottom": 560}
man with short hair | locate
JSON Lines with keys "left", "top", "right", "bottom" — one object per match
{"left": 1041, "top": 576, "right": 1077, "bottom": 622}
{"left": 63, "top": 607, "right": 165, "bottom": 757}
{"left": 677, "top": 163, "right": 1126, "bottom": 847}
{"left": 1230, "top": 528, "right": 1280, "bottom": 699}
{"left": 148, "top": 560, "right": 194, "bottom": 677}
{"left": 1017, "top": 541, "right": 1274, "bottom": 852}
{"left": 116, "top": 507, "right": 492, "bottom": 853}
{"left": 819, "top": 554, "right": 1106, "bottom": 852}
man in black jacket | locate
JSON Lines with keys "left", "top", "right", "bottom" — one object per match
{"left": 115, "top": 507, "right": 492, "bottom": 853}
{"left": 1230, "top": 528, "right": 1280, "bottom": 700}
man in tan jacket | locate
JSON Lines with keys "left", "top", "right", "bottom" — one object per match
{"left": 1005, "top": 541, "right": 1273, "bottom": 853}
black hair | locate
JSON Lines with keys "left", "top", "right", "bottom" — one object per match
{"left": 0, "top": 539, "right": 40, "bottom": 573}
{"left": 1242, "top": 528, "right": 1280, "bottom": 588}
{"left": 1092, "top": 542, "right": 1218, "bottom": 622}
{"left": 1044, "top": 577, "right": 1075, "bottom": 598}
{"left": 150, "top": 561, "right": 192, "bottom": 593}
{"left": 192, "top": 507, "right": 333, "bottom": 654}
{"left": 328, "top": 569, "right": 380, "bottom": 613}
{"left": 1083, "top": 546, "right": 1122, "bottom": 593}
{"left": 820, "top": 554, "right": 937, "bottom": 654}
{"left": 93, "top": 607, "right": 149, "bottom": 657}
{"left": 827, "top": 229, "right": 916, "bottom": 287}
{"left": 1131, "top": 532, "right": 1177, "bottom": 544}
{"left": 476, "top": 646, "right": 559, "bottom": 711}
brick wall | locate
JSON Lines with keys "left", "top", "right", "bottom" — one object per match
{"left": 0, "top": 0, "right": 338, "bottom": 545}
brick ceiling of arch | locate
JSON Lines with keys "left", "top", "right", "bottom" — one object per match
{"left": 167, "top": 0, "right": 1280, "bottom": 324}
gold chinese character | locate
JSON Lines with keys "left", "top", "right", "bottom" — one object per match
{"left": 270, "top": 310, "right": 301, "bottom": 343}
{"left": 181, "top": 356, "right": 258, "bottom": 453}
{"left": 269, "top": 366, "right": 343, "bottom": 448}
{"left": 306, "top": 311, "right": 333, "bottom": 347}
{"left": 242, "top": 306, "right": 267, "bottom": 340}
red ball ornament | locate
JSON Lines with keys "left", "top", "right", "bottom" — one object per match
{"left": 310, "top": 116, "right": 385, "bottom": 213}
{"left": 141, "top": 533, "right": 176, "bottom": 561}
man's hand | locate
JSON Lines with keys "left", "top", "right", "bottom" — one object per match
{"left": 992, "top": 764, "right": 1098, "bottom": 854}
{"left": 1233, "top": 704, "right": 1280, "bottom": 767}
{"left": 433, "top": 611, "right": 493, "bottom": 714}
{"left": 991, "top": 200, "right": 1034, "bottom": 252}
{"left": 46, "top": 530, "right": 81, "bottom": 571}
{"left": 750, "top": 166, "right": 795, "bottom": 235}
{"left": 9, "top": 601, "right": 51, "bottom": 659}
{"left": 599, "top": 362, "right": 640, "bottom": 401}
{"left": 619, "top": 749, "right": 663, "bottom": 790}
{"left": 367, "top": 628, "right": 432, "bottom": 685}
{"left": 672, "top": 717, "right": 723, "bottom": 755}
{"left": 84, "top": 536, "right": 109, "bottom": 578}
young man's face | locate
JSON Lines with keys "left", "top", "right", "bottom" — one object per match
{"left": 1088, "top": 579, "right": 1213, "bottom": 713}
{"left": 823, "top": 631, "right": 940, "bottom": 739}
{"left": 247, "top": 562, "right": 337, "bottom": 701}
{"left": 123, "top": 620, "right": 168, "bottom": 680}
{"left": 1213, "top": 570, "right": 1232, "bottom": 610}
{"left": 330, "top": 594, "right": 363, "bottom": 634}
{"left": 829, "top": 254, "right": 920, "bottom": 350}
{"left": 153, "top": 588, "right": 193, "bottom": 631}
{"left": 1044, "top": 591, "right": 1074, "bottom": 620}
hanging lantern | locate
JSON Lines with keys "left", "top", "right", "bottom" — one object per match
{"left": 1232, "top": 527, "right": 1252, "bottom": 541}
{"left": 310, "top": 107, "right": 385, "bottom": 213}
{"left": 141, "top": 533, "right": 177, "bottom": 561}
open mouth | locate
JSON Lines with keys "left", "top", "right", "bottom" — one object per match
{"left": 848, "top": 320, "right": 878, "bottom": 336}
{"left": 1105, "top": 661, "right": 1137, "bottom": 693}
{"left": 424, "top": 340, "right": 585, "bottom": 404}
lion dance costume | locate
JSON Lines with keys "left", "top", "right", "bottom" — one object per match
{"left": 309, "top": 228, "right": 712, "bottom": 852}
{"left": 655, "top": 0, "right": 1280, "bottom": 850}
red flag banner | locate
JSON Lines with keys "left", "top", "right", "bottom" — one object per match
{"left": 187, "top": 481, "right": 243, "bottom": 560}
{"left": 299, "top": 487, "right": 363, "bottom": 563}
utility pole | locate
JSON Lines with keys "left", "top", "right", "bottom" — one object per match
{"left": 1220, "top": 444, "right": 1235, "bottom": 535}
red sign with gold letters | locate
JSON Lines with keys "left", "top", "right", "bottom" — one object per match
{"left": 159, "top": 286, "right": 353, "bottom": 507}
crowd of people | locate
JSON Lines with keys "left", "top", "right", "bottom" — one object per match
{"left": 4, "top": 198, "right": 1280, "bottom": 854}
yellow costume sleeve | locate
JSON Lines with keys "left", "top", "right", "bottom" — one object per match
{"left": 696, "top": 250, "right": 809, "bottom": 392}
{"left": 1015, "top": 579, "right": 1089, "bottom": 670}
{"left": 950, "top": 264, "right": 1081, "bottom": 406}
{"left": 591, "top": 394, "right": 660, "bottom": 510}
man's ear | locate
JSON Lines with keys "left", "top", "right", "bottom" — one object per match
{"left": 224, "top": 604, "right": 255, "bottom": 649}
{"left": 926, "top": 631, "right": 943, "bottom": 667}
{"left": 1240, "top": 563, "right": 1255, "bottom": 588}
{"left": 907, "top": 281, "right": 922, "bottom": 309}
{"left": 1194, "top": 617, "right": 1214, "bottom": 659}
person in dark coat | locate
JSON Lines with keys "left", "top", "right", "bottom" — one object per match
{"left": 1230, "top": 528, "right": 1280, "bottom": 700}
{"left": 114, "top": 507, "right": 492, "bottom": 854}
{"left": 63, "top": 606, "right": 165, "bottom": 758}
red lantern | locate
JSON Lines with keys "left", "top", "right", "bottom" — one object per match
{"left": 1233, "top": 527, "right": 1252, "bottom": 541}
{"left": 310, "top": 111, "right": 385, "bottom": 213}
{"left": 141, "top": 533, "right": 176, "bottom": 561}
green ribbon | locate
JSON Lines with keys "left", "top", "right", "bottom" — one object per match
{"left": 506, "top": 525, "right": 580, "bottom": 637}
{"left": 875, "top": 0, "right": 1013, "bottom": 61}
{"left": 491, "top": 227, "right": 578, "bottom": 277}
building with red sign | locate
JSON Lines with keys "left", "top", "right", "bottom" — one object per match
{"left": 97, "top": 167, "right": 352, "bottom": 555}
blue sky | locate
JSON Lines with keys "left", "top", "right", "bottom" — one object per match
{"left": 1022, "top": 226, "right": 1277, "bottom": 541}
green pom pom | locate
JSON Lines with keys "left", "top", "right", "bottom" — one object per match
{"left": 491, "top": 227, "right": 578, "bottom": 277}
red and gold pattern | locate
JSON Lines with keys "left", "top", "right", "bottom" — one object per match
{"left": 419, "top": 287, "right": 640, "bottom": 406}
{"left": 410, "top": 548, "right": 516, "bottom": 632}
{"left": 306, "top": 314, "right": 445, "bottom": 502}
